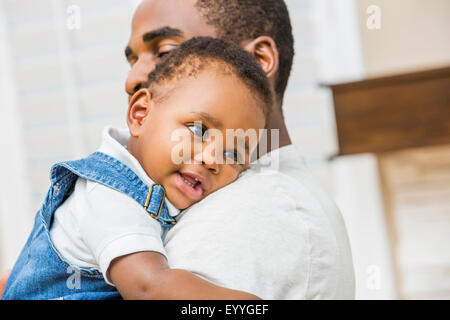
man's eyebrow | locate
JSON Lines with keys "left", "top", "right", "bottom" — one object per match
{"left": 191, "top": 111, "right": 223, "bottom": 129}
{"left": 142, "top": 26, "right": 184, "bottom": 43}
{"left": 125, "top": 27, "right": 183, "bottom": 60}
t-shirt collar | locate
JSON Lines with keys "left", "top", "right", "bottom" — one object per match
{"left": 249, "top": 144, "right": 305, "bottom": 173}
{"left": 98, "top": 126, "right": 179, "bottom": 217}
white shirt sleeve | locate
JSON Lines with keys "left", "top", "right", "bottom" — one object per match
{"left": 76, "top": 179, "right": 166, "bottom": 285}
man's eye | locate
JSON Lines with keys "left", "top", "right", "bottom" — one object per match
{"left": 156, "top": 44, "right": 178, "bottom": 58}
{"left": 156, "top": 51, "right": 170, "bottom": 58}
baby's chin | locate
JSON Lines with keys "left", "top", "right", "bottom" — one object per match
{"left": 165, "top": 187, "right": 200, "bottom": 211}
{"left": 162, "top": 171, "right": 208, "bottom": 210}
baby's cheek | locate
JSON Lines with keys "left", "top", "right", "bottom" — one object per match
{"left": 210, "top": 167, "right": 242, "bottom": 192}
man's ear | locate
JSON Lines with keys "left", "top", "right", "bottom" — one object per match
{"left": 127, "top": 88, "right": 153, "bottom": 137}
{"left": 243, "top": 36, "right": 279, "bottom": 79}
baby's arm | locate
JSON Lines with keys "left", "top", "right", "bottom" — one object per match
{"left": 75, "top": 180, "right": 257, "bottom": 299}
{"left": 109, "top": 251, "right": 261, "bottom": 300}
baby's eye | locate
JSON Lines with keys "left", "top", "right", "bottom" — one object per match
{"left": 187, "top": 124, "right": 207, "bottom": 139}
{"left": 224, "top": 150, "right": 244, "bottom": 164}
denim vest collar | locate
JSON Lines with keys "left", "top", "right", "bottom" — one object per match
{"left": 48, "top": 151, "right": 177, "bottom": 229}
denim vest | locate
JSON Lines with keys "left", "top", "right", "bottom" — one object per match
{"left": 2, "top": 152, "right": 177, "bottom": 300}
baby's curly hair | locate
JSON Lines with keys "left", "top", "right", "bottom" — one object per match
{"left": 145, "top": 37, "right": 273, "bottom": 124}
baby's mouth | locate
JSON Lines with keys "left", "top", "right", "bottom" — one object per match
{"left": 175, "top": 172, "right": 205, "bottom": 201}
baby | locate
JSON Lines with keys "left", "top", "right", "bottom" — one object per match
{"left": 2, "top": 37, "right": 272, "bottom": 300}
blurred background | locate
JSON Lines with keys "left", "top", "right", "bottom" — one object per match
{"left": 0, "top": 0, "right": 449, "bottom": 299}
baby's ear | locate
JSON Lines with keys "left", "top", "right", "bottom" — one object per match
{"left": 127, "top": 88, "right": 153, "bottom": 137}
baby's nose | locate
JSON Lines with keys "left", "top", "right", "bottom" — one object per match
{"left": 194, "top": 146, "right": 220, "bottom": 174}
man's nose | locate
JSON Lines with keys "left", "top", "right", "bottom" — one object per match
{"left": 125, "top": 58, "right": 155, "bottom": 97}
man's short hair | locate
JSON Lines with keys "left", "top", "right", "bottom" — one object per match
{"left": 195, "top": 0, "right": 295, "bottom": 106}
{"left": 146, "top": 37, "right": 273, "bottom": 124}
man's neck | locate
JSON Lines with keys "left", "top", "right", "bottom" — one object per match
{"left": 258, "top": 106, "right": 292, "bottom": 158}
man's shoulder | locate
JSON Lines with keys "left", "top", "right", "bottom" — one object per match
{"left": 168, "top": 147, "right": 355, "bottom": 299}
{"left": 190, "top": 156, "right": 331, "bottom": 218}
{"left": 187, "top": 169, "right": 297, "bottom": 211}
{"left": 179, "top": 146, "right": 346, "bottom": 245}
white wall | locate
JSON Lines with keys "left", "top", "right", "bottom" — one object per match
{"left": 0, "top": 0, "right": 137, "bottom": 273}
{"left": 0, "top": 0, "right": 33, "bottom": 273}
{"left": 357, "top": 0, "right": 450, "bottom": 76}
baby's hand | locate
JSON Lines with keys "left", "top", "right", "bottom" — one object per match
{"left": 0, "top": 269, "right": 11, "bottom": 299}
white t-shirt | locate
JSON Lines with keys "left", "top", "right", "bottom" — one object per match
{"left": 164, "top": 145, "right": 355, "bottom": 299}
{"left": 50, "top": 127, "right": 179, "bottom": 284}
{"left": 51, "top": 126, "right": 355, "bottom": 299}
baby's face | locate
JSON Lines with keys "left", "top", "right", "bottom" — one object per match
{"left": 129, "top": 71, "right": 266, "bottom": 210}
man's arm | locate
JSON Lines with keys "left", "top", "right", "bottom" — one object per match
{"left": 109, "top": 251, "right": 260, "bottom": 300}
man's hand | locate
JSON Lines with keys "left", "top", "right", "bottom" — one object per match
{"left": 0, "top": 270, "right": 11, "bottom": 299}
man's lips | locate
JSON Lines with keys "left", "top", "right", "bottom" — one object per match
{"left": 175, "top": 171, "right": 209, "bottom": 201}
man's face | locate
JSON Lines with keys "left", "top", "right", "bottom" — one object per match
{"left": 125, "top": 0, "right": 217, "bottom": 97}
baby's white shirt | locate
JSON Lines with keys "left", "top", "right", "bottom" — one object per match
{"left": 49, "top": 127, "right": 179, "bottom": 285}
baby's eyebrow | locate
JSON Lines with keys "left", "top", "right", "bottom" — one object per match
{"left": 190, "top": 111, "right": 223, "bottom": 129}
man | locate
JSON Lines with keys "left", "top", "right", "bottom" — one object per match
{"left": 1, "top": 0, "right": 355, "bottom": 299}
